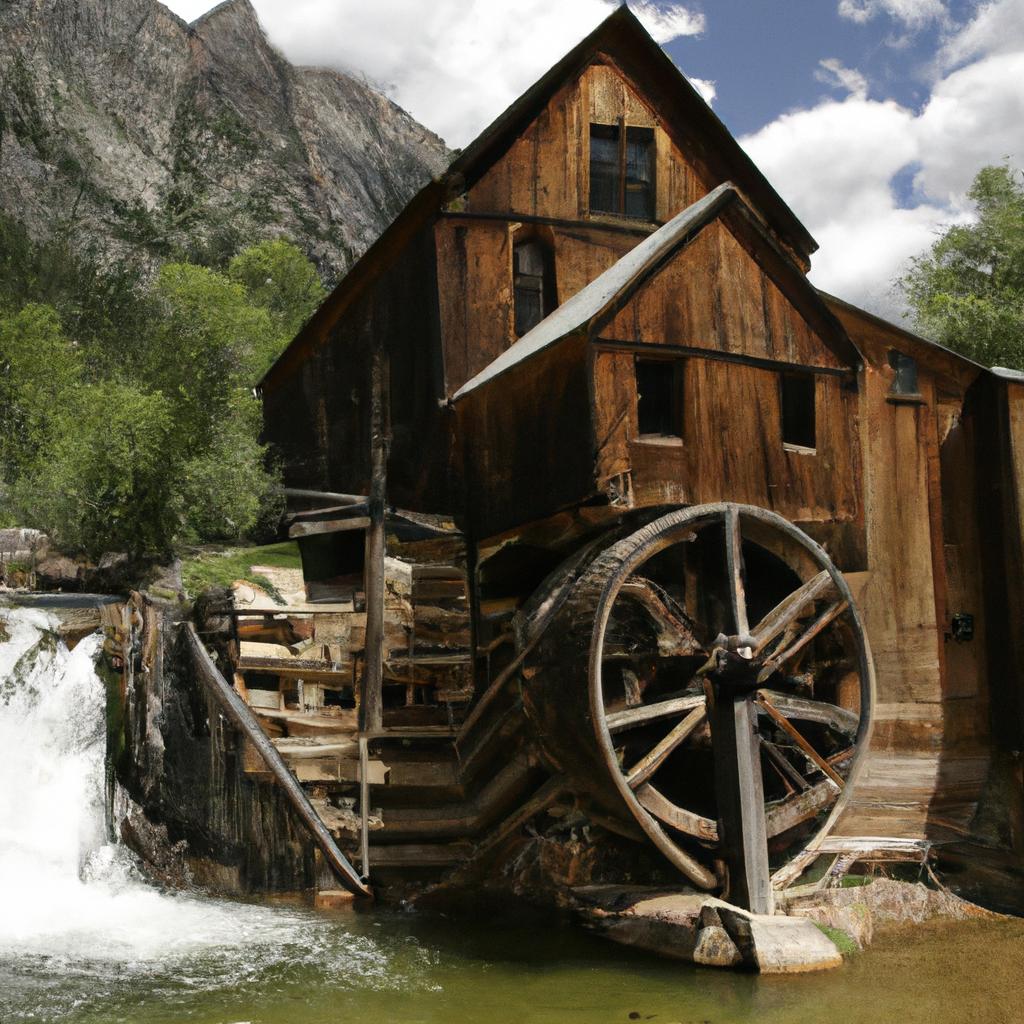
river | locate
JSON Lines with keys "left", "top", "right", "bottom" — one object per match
{"left": 1, "top": 602, "right": 1021, "bottom": 1024}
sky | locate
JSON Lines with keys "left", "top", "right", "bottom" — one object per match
{"left": 163, "top": 0, "right": 1024, "bottom": 320}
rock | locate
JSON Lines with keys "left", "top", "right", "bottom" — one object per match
{"left": 35, "top": 555, "right": 84, "bottom": 589}
{"left": 693, "top": 923, "right": 742, "bottom": 967}
{"left": 717, "top": 905, "right": 843, "bottom": 974}
{"left": 0, "top": 0, "right": 450, "bottom": 281}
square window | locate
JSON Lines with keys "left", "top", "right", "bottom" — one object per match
{"left": 888, "top": 350, "right": 919, "bottom": 395}
{"left": 781, "top": 373, "right": 816, "bottom": 450}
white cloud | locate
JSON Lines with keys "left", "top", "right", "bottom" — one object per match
{"left": 814, "top": 58, "right": 869, "bottom": 98}
{"left": 837, "top": 0, "right": 948, "bottom": 27}
{"left": 937, "top": 0, "right": 1024, "bottom": 68}
{"left": 688, "top": 76, "right": 717, "bottom": 105}
{"left": 630, "top": 0, "right": 705, "bottom": 41}
{"left": 739, "top": 0, "right": 1023, "bottom": 315}
{"left": 162, "top": 0, "right": 705, "bottom": 147}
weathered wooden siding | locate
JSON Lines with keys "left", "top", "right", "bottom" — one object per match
{"left": 824, "top": 306, "right": 997, "bottom": 841}
{"left": 435, "top": 219, "right": 646, "bottom": 395}
{"left": 262, "top": 224, "right": 456, "bottom": 514}
{"left": 459, "top": 335, "right": 596, "bottom": 536}
{"left": 465, "top": 60, "right": 708, "bottom": 222}
{"left": 600, "top": 223, "right": 845, "bottom": 369}
{"left": 591, "top": 348, "right": 860, "bottom": 522}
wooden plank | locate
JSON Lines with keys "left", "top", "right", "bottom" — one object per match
{"left": 756, "top": 690, "right": 859, "bottom": 739}
{"left": 605, "top": 693, "right": 704, "bottom": 732}
{"left": 625, "top": 706, "right": 706, "bottom": 788}
{"left": 755, "top": 691, "right": 845, "bottom": 789}
{"left": 765, "top": 779, "right": 839, "bottom": 838}
{"left": 750, "top": 572, "right": 835, "bottom": 655}
{"left": 635, "top": 784, "right": 718, "bottom": 842}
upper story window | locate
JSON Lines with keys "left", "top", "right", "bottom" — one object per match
{"left": 589, "top": 122, "right": 655, "bottom": 221}
{"left": 780, "top": 372, "right": 816, "bottom": 451}
{"left": 513, "top": 236, "right": 556, "bottom": 337}
{"left": 888, "top": 350, "right": 919, "bottom": 395}
{"left": 636, "top": 357, "right": 683, "bottom": 440}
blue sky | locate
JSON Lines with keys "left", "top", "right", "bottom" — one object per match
{"left": 164, "top": 0, "right": 1023, "bottom": 319}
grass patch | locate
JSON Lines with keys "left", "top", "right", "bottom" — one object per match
{"left": 814, "top": 923, "right": 858, "bottom": 956}
{"left": 180, "top": 542, "right": 301, "bottom": 603}
{"left": 840, "top": 874, "right": 873, "bottom": 888}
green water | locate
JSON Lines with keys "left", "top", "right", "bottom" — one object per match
{"left": 4, "top": 902, "right": 1022, "bottom": 1024}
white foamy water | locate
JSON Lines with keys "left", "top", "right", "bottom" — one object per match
{"left": 0, "top": 604, "right": 421, "bottom": 998}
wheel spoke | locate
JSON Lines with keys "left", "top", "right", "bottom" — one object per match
{"left": 749, "top": 570, "right": 835, "bottom": 655}
{"left": 757, "top": 689, "right": 858, "bottom": 740}
{"left": 605, "top": 693, "right": 705, "bottom": 733}
{"left": 625, "top": 705, "right": 706, "bottom": 789}
{"left": 635, "top": 783, "right": 719, "bottom": 842}
{"left": 760, "top": 736, "right": 810, "bottom": 792}
{"left": 756, "top": 599, "right": 849, "bottom": 682}
{"left": 618, "top": 576, "right": 701, "bottom": 656}
{"left": 724, "top": 507, "right": 749, "bottom": 637}
{"left": 755, "top": 690, "right": 845, "bottom": 788}
{"left": 765, "top": 779, "right": 839, "bottom": 838}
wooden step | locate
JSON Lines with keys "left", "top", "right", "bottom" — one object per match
{"left": 368, "top": 842, "right": 472, "bottom": 868}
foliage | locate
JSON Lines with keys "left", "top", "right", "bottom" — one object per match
{"left": 0, "top": 304, "right": 80, "bottom": 485}
{"left": 11, "top": 380, "right": 179, "bottom": 559}
{"left": 902, "top": 164, "right": 1024, "bottom": 369}
{"left": 814, "top": 923, "right": 859, "bottom": 956}
{"left": 228, "top": 238, "right": 327, "bottom": 356}
{"left": 0, "top": 225, "right": 325, "bottom": 562}
{"left": 180, "top": 541, "right": 301, "bottom": 600}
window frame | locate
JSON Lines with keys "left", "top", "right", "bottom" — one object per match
{"left": 588, "top": 119, "right": 656, "bottom": 222}
{"left": 779, "top": 371, "right": 817, "bottom": 453}
{"left": 634, "top": 355, "right": 684, "bottom": 443}
{"left": 512, "top": 234, "right": 557, "bottom": 338}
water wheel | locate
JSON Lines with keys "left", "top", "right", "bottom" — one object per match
{"left": 521, "top": 502, "right": 873, "bottom": 907}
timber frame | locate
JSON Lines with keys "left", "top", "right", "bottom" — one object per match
{"left": 249, "top": 6, "right": 1024, "bottom": 911}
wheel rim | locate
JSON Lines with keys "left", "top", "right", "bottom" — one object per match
{"left": 588, "top": 503, "right": 874, "bottom": 891}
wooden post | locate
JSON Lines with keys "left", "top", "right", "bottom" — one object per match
{"left": 709, "top": 682, "right": 774, "bottom": 915}
{"left": 360, "top": 349, "right": 389, "bottom": 736}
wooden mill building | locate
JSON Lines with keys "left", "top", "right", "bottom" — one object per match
{"left": 243, "top": 7, "right": 1024, "bottom": 910}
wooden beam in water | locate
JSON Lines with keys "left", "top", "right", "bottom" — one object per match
{"left": 185, "top": 624, "right": 372, "bottom": 899}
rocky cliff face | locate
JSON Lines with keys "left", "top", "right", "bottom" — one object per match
{"left": 0, "top": 0, "right": 450, "bottom": 278}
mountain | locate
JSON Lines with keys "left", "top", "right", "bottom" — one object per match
{"left": 0, "top": 0, "right": 450, "bottom": 278}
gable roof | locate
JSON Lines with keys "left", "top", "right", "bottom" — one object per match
{"left": 261, "top": 5, "right": 817, "bottom": 392}
{"left": 453, "top": 183, "right": 858, "bottom": 401}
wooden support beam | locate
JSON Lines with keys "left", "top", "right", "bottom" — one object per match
{"left": 709, "top": 691, "right": 774, "bottom": 914}
{"left": 185, "top": 625, "right": 371, "bottom": 899}
{"left": 360, "top": 349, "right": 389, "bottom": 735}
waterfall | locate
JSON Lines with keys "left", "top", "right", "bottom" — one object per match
{"left": 0, "top": 605, "right": 365, "bottom": 962}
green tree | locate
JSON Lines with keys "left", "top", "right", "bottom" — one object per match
{"left": 12, "top": 381, "right": 180, "bottom": 559}
{"left": 902, "top": 164, "right": 1024, "bottom": 369}
{"left": 149, "top": 261, "right": 273, "bottom": 447}
{"left": 0, "top": 304, "right": 80, "bottom": 485}
{"left": 227, "top": 238, "right": 326, "bottom": 372}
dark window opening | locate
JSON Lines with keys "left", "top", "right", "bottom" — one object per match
{"left": 888, "top": 349, "right": 919, "bottom": 395}
{"left": 780, "top": 373, "right": 816, "bottom": 450}
{"left": 636, "top": 358, "right": 683, "bottom": 438}
{"left": 589, "top": 123, "right": 655, "bottom": 220}
{"left": 513, "top": 238, "right": 556, "bottom": 336}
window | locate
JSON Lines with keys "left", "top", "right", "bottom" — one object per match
{"left": 589, "top": 122, "right": 655, "bottom": 220}
{"left": 636, "top": 358, "right": 683, "bottom": 439}
{"left": 888, "top": 350, "right": 919, "bottom": 395}
{"left": 780, "top": 373, "right": 816, "bottom": 450}
{"left": 513, "top": 237, "right": 556, "bottom": 337}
